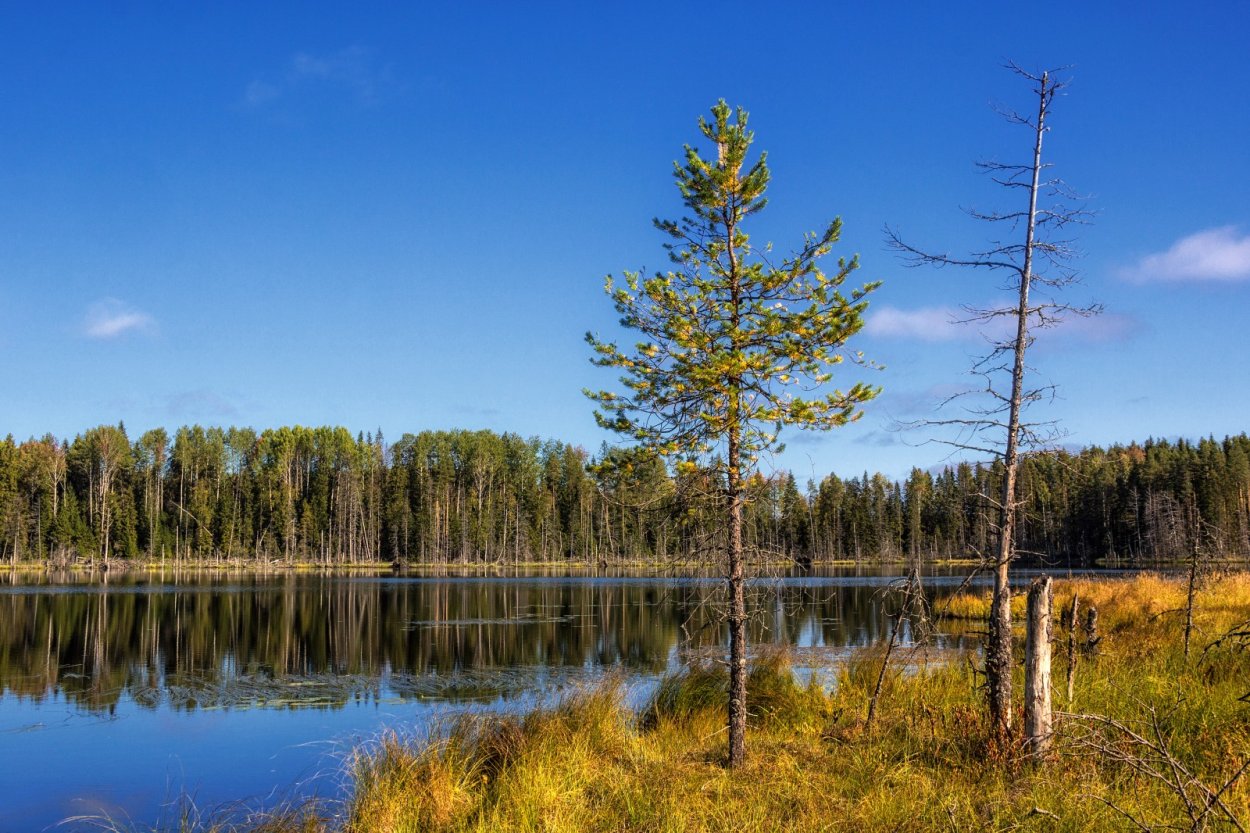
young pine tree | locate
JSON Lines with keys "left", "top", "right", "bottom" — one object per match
{"left": 586, "top": 100, "right": 879, "bottom": 767}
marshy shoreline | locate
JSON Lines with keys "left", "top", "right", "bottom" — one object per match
{"left": 67, "top": 570, "right": 1250, "bottom": 833}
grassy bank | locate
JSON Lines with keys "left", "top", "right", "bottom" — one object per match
{"left": 140, "top": 572, "right": 1250, "bottom": 831}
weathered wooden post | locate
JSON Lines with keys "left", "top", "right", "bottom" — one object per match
{"left": 1024, "top": 575, "right": 1053, "bottom": 762}
{"left": 1065, "top": 592, "right": 1079, "bottom": 703}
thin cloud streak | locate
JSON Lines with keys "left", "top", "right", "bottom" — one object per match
{"left": 867, "top": 304, "right": 1136, "bottom": 346}
{"left": 865, "top": 306, "right": 964, "bottom": 342}
{"left": 1047, "top": 312, "right": 1138, "bottom": 344}
{"left": 84, "top": 299, "right": 155, "bottom": 339}
{"left": 244, "top": 80, "right": 280, "bottom": 106}
{"left": 1121, "top": 226, "right": 1250, "bottom": 283}
{"left": 163, "top": 389, "right": 240, "bottom": 419}
{"left": 243, "top": 46, "right": 392, "bottom": 108}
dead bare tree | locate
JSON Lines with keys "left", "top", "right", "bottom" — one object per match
{"left": 865, "top": 566, "right": 931, "bottom": 731}
{"left": 1183, "top": 497, "right": 1226, "bottom": 660}
{"left": 887, "top": 63, "right": 1098, "bottom": 734}
{"left": 1147, "top": 492, "right": 1220, "bottom": 659}
{"left": 1064, "top": 704, "right": 1249, "bottom": 832}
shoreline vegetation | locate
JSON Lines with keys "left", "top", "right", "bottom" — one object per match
{"left": 0, "top": 555, "right": 959, "bottom": 577}
{"left": 4, "top": 554, "right": 1241, "bottom": 578}
{"left": 2, "top": 426, "right": 1250, "bottom": 572}
{"left": 78, "top": 571, "right": 1250, "bottom": 833}
{"left": 0, "top": 554, "right": 962, "bottom": 571}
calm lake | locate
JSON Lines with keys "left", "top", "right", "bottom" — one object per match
{"left": 0, "top": 566, "right": 1032, "bottom": 831}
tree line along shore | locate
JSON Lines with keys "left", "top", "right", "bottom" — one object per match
{"left": 1, "top": 424, "right": 1247, "bottom": 568}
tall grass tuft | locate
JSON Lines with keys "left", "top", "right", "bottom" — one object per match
{"left": 643, "top": 650, "right": 825, "bottom": 731}
{"left": 746, "top": 649, "right": 828, "bottom": 729}
{"left": 344, "top": 730, "right": 479, "bottom": 833}
{"left": 641, "top": 661, "right": 726, "bottom": 727}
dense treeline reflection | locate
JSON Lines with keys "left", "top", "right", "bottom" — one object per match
{"left": 0, "top": 572, "right": 970, "bottom": 712}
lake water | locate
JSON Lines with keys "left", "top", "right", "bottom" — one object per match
{"left": 0, "top": 566, "right": 1006, "bottom": 831}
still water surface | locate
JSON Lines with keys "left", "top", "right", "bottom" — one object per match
{"left": 0, "top": 566, "right": 1001, "bottom": 831}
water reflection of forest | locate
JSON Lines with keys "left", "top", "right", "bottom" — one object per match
{"left": 0, "top": 572, "right": 977, "bottom": 712}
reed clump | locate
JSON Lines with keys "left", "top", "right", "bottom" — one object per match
{"left": 642, "top": 649, "right": 827, "bottom": 733}
{"left": 149, "top": 572, "right": 1250, "bottom": 832}
{"left": 940, "top": 589, "right": 1027, "bottom": 620}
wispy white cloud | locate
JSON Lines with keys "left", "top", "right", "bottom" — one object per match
{"left": 864, "top": 305, "right": 966, "bottom": 342}
{"left": 243, "top": 46, "right": 392, "bottom": 108}
{"left": 877, "top": 384, "right": 977, "bottom": 419}
{"left": 163, "top": 389, "right": 239, "bottom": 419}
{"left": 244, "top": 80, "right": 281, "bottom": 106}
{"left": 84, "top": 299, "right": 155, "bottom": 339}
{"left": 1050, "top": 311, "right": 1139, "bottom": 343}
{"left": 853, "top": 430, "right": 903, "bottom": 448}
{"left": 1121, "top": 226, "right": 1250, "bottom": 283}
{"left": 867, "top": 304, "right": 1137, "bottom": 346}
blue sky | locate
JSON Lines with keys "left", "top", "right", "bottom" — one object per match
{"left": 1, "top": 2, "right": 1248, "bottom": 481}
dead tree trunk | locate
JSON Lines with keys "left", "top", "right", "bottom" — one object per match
{"left": 1065, "top": 591, "right": 1079, "bottom": 703}
{"left": 987, "top": 69, "right": 1051, "bottom": 736}
{"left": 886, "top": 66, "right": 1093, "bottom": 736}
{"left": 1184, "top": 534, "right": 1201, "bottom": 660}
{"left": 1084, "top": 605, "right": 1101, "bottom": 656}
{"left": 866, "top": 610, "right": 902, "bottom": 731}
{"left": 1024, "top": 575, "right": 1053, "bottom": 762}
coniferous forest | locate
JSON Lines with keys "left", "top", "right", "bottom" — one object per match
{"left": 1, "top": 423, "right": 1247, "bottom": 567}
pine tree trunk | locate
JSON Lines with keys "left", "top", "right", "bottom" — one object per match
{"left": 727, "top": 423, "right": 747, "bottom": 769}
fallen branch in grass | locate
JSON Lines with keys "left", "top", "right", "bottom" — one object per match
{"left": 1061, "top": 705, "right": 1248, "bottom": 833}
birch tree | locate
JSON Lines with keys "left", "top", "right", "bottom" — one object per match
{"left": 81, "top": 424, "right": 132, "bottom": 567}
